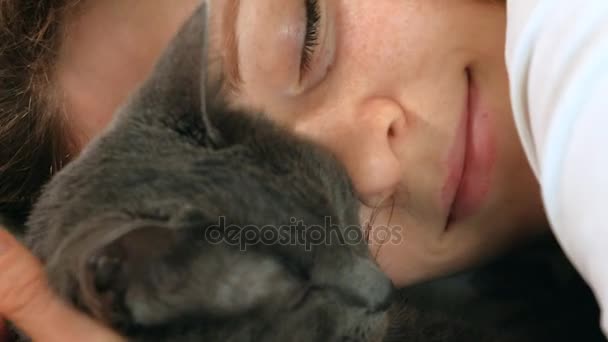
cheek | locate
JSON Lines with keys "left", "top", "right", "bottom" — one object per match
{"left": 476, "top": 69, "right": 544, "bottom": 227}
{"left": 330, "top": 0, "right": 472, "bottom": 136}
{"left": 334, "top": 0, "right": 472, "bottom": 84}
{"left": 334, "top": 1, "right": 428, "bottom": 83}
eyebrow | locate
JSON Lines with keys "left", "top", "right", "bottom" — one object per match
{"left": 222, "top": 0, "right": 243, "bottom": 92}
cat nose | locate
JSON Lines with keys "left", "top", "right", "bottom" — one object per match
{"left": 344, "top": 257, "right": 394, "bottom": 312}
{"left": 316, "top": 256, "right": 394, "bottom": 312}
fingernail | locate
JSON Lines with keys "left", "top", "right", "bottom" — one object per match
{"left": 0, "top": 229, "right": 14, "bottom": 255}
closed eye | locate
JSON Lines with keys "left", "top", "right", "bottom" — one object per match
{"left": 300, "top": 0, "right": 321, "bottom": 77}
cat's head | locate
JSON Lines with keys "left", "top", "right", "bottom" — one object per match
{"left": 26, "top": 4, "right": 393, "bottom": 342}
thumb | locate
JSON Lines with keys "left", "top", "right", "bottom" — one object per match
{"left": 0, "top": 228, "right": 125, "bottom": 342}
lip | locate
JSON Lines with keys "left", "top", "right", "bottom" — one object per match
{"left": 442, "top": 69, "right": 496, "bottom": 226}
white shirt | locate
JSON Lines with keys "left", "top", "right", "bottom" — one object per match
{"left": 506, "top": 0, "right": 608, "bottom": 335}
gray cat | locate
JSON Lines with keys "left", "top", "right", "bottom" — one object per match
{"left": 15, "top": 4, "right": 603, "bottom": 342}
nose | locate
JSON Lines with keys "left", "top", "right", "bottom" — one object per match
{"left": 315, "top": 255, "right": 395, "bottom": 312}
{"left": 345, "top": 257, "right": 395, "bottom": 312}
{"left": 294, "top": 97, "right": 406, "bottom": 205}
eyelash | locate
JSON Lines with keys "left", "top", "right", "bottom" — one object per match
{"left": 301, "top": 0, "right": 321, "bottom": 74}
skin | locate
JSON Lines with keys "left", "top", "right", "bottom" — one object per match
{"left": 0, "top": 0, "right": 550, "bottom": 339}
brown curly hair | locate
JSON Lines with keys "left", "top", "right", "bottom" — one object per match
{"left": 0, "top": 0, "right": 81, "bottom": 224}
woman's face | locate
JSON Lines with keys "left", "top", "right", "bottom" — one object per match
{"left": 207, "top": 0, "right": 548, "bottom": 285}
{"left": 59, "top": 0, "right": 548, "bottom": 286}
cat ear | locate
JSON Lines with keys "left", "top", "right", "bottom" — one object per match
{"left": 112, "top": 3, "right": 221, "bottom": 143}
{"left": 197, "top": 3, "right": 224, "bottom": 146}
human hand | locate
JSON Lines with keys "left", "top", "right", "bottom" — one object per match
{"left": 0, "top": 228, "right": 125, "bottom": 342}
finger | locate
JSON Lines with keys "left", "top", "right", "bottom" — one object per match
{"left": 0, "top": 228, "right": 125, "bottom": 342}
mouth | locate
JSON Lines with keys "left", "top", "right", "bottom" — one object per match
{"left": 442, "top": 68, "right": 496, "bottom": 227}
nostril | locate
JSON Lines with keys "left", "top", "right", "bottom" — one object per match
{"left": 388, "top": 113, "right": 407, "bottom": 140}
